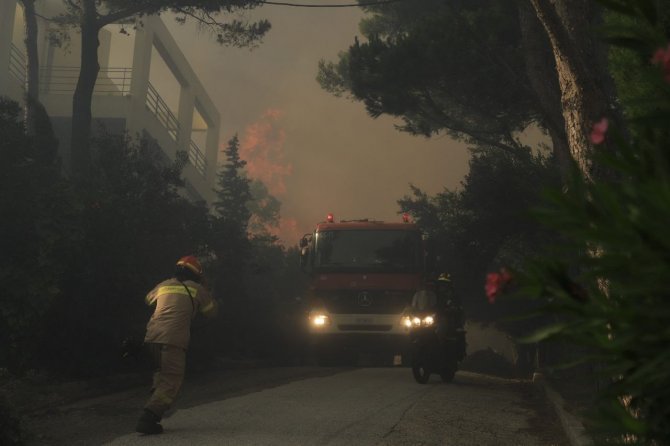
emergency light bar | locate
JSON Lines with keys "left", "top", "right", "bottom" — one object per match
{"left": 326, "top": 213, "right": 412, "bottom": 223}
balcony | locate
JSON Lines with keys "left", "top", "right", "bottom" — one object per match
{"left": 8, "top": 47, "right": 207, "bottom": 178}
{"left": 2, "top": 12, "right": 219, "bottom": 203}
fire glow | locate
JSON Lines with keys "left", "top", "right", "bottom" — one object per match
{"left": 240, "top": 108, "right": 292, "bottom": 196}
{"left": 239, "top": 108, "right": 299, "bottom": 244}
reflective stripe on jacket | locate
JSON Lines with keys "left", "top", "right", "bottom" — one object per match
{"left": 144, "top": 278, "right": 217, "bottom": 349}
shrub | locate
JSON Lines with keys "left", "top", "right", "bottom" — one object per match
{"left": 510, "top": 2, "right": 670, "bottom": 443}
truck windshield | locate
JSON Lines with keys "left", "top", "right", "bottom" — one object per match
{"left": 313, "top": 230, "right": 423, "bottom": 272}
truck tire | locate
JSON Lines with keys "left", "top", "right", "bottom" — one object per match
{"left": 411, "top": 344, "right": 431, "bottom": 384}
{"left": 412, "top": 364, "right": 431, "bottom": 384}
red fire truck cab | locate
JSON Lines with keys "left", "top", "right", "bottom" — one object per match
{"left": 299, "top": 213, "right": 426, "bottom": 365}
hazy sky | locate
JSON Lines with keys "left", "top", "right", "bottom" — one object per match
{"left": 149, "top": 2, "right": 471, "bottom": 244}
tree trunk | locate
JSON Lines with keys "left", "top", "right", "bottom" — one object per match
{"left": 529, "top": 0, "right": 620, "bottom": 182}
{"left": 70, "top": 0, "right": 100, "bottom": 180}
{"left": 21, "top": 0, "right": 39, "bottom": 136}
{"left": 517, "top": 0, "right": 572, "bottom": 182}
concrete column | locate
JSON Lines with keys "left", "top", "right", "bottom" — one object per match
{"left": 0, "top": 0, "right": 17, "bottom": 96}
{"left": 127, "top": 17, "right": 153, "bottom": 132}
{"left": 205, "top": 118, "right": 220, "bottom": 181}
{"left": 177, "top": 84, "right": 194, "bottom": 159}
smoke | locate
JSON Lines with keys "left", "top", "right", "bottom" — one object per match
{"left": 240, "top": 109, "right": 292, "bottom": 196}
{"left": 274, "top": 217, "right": 302, "bottom": 246}
{"left": 240, "top": 108, "right": 298, "bottom": 245}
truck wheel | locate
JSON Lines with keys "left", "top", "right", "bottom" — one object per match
{"left": 412, "top": 364, "right": 431, "bottom": 384}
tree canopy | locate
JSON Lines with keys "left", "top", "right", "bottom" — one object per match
{"left": 213, "top": 134, "right": 252, "bottom": 231}
{"left": 398, "top": 144, "right": 560, "bottom": 325}
{"left": 317, "top": 0, "right": 557, "bottom": 154}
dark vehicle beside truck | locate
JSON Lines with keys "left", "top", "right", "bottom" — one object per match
{"left": 404, "top": 276, "right": 466, "bottom": 383}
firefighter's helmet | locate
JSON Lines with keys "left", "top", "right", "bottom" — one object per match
{"left": 437, "top": 272, "right": 451, "bottom": 282}
{"left": 176, "top": 255, "right": 203, "bottom": 278}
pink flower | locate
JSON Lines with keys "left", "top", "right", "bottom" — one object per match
{"left": 589, "top": 117, "right": 608, "bottom": 145}
{"left": 485, "top": 268, "right": 513, "bottom": 304}
{"left": 652, "top": 44, "right": 670, "bottom": 82}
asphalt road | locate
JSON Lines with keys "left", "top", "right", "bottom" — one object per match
{"left": 23, "top": 365, "right": 568, "bottom": 445}
{"left": 91, "top": 368, "right": 568, "bottom": 446}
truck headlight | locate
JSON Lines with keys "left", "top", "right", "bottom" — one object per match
{"left": 402, "top": 314, "right": 436, "bottom": 327}
{"left": 401, "top": 316, "right": 423, "bottom": 327}
{"left": 310, "top": 312, "right": 330, "bottom": 327}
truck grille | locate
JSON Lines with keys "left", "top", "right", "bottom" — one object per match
{"left": 321, "top": 290, "right": 414, "bottom": 314}
{"left": 338, "top": 324, "right": 393, "bottom": 331}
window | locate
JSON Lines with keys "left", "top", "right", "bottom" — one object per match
{"left": 314, "top": 230, "right": 422, "bottom": 272}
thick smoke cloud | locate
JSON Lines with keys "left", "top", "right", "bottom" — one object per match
{"left": 240, "top": 108, "right": 299, "bottom": 242}
{"left": 161, "top": 4, "right": 470, "bottom": 246}
{"left": 241, "top": 108, "right": 292, "bottom": 196}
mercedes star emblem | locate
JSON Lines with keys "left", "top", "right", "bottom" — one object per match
{"left": 357, "top": 292, "right": 372, "bottom": 307}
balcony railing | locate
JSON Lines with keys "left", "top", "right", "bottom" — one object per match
{"left": 146, "top": 82, "right": 180, "bottom": 142}
{"left": 8, "top": 43, "right": 27, "bottom": 85}
{"left": 40, "top": 66, "right": 132, "bottom": 95}
{"left": 6, "top": 52, "right": 206, "bottom": 178}
{"left": 188, "top": 140, "right": 207, "bottom": 176}
{"left": 145, "top": 83, "right": 207, "bottom": 178}
{"left": 7, "top": 48, "right": 132, "bottom": 96}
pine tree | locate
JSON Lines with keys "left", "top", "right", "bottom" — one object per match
{"left": 209, "top": 135, "right": 253, "bottom": 356}
{"left": 214, "top": 134, "right": 252, "bottom": 235}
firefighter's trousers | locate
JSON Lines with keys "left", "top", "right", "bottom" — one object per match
{"left": 144, "top": 343, "right": 186, "bottom": 418}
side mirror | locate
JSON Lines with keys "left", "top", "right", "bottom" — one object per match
{"left": 299, "top": 234, "right": 311, "bottom": 272}
{"left": 299, "top": 247, "right": 308, "bottom": 267}
{"left": 299, "top": 234, "right": 310, "bottom": 248}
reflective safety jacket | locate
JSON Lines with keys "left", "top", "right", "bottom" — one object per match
{"left": 144, "top": 278, "right": 218, "bottom": 349}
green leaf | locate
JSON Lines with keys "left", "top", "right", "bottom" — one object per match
{"left": 596, "top": 0, "right": 636, "bottom": 16}
{"left": 517, "top": 323, "right": 568, "bottom": 343}
{"left": 603, "top": 36, "right": 650, "bottom": 52}
{"left": 544, "top": 354, "right": 607, "bottom": 371}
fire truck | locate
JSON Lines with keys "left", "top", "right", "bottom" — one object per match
{"left": 299, "top": 213, "right": 426, "bottom": 365}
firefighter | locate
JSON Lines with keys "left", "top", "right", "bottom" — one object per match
{"left": 435, "top": 273, "right": 463, "bottom": 328}
{"left": 435, "top": 272, "right": 466, "bottom": 360}
{"left": 135, "top": 255, "right": 218, "bottom": 435}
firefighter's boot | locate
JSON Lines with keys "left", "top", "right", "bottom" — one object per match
{"left": 135, "top": 409, "right": 163, "bottom": 435}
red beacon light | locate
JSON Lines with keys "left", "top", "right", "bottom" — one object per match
{"left": 402, "top": 213, "right": 411, "bottom": 223}
{"left": 326, "top": 213, "right": 335, "bottom": 223}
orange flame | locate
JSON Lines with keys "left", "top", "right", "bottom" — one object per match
{"left": 240, "top": 109, "right": 302, "bottom": 245}
{"left": 240, "top": 109, "right": 293, "bottom": 196}
{"left": 270, "top": 217, "right": 301, "bottom": 246}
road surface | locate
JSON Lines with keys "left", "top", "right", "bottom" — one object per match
{"left": 26, "top": 367, "right": 568, "bottom": 445}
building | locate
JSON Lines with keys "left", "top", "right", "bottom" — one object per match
{"left": 0, "top": 0, "right": 220, "bottom": 203}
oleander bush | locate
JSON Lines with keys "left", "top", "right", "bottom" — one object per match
{"left": 510, "top": 1, "right": 670, "bottom": 443}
